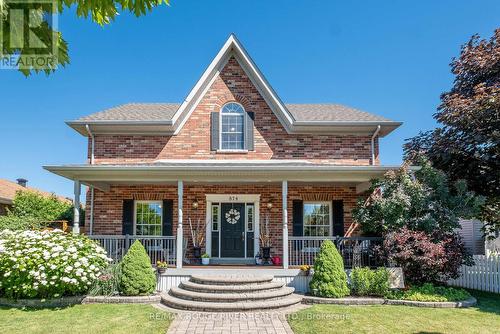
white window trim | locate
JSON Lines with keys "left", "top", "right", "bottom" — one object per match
{"left": 133, "top": 200, "right": 163, "bottom": 236}
{"left": 219, "top": 102, "right": 246, "bottom": 152}
{"left": 303, "top": 201, "right": 332, "bottom": 237}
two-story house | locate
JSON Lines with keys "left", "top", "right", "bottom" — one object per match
{"left": 45, "top": 35, "right": 403, "bottom": 274}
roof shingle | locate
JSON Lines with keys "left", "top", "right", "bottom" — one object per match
{"left": 74, "top": 103, "right": 393, "bottom": 123}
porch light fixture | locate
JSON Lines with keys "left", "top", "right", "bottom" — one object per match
{"left": 192, "top": 200, "right": 199, "bottom": 209}
{"left": 266, "top": 202, "right": 273, "bottom": 209}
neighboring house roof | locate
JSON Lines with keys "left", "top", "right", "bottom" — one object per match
{"left": 67, "top": 34, "right": 401, "bottom": 137}
{"left": 0, "top": 179, "right": 71, "bottom": 205}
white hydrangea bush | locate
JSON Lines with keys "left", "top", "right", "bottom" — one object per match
{"left": 0, "top": 230, "right": 111, "bottom": 299}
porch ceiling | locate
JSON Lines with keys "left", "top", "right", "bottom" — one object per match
{"left": 44, "top": 161, "right": 418, "bottom": 193}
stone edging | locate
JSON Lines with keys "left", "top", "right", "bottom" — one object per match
{"left": 302, "top": 295, "right": 477, "bottom": 308}
{"left": 0, "top": 294, "right": 161, "bottom": 308}
{"left": 82, "top": 294, "right": 161, "bottom": 304}
{"left": 384, "top": 296, "right": 477, "bottom": 308}
{"left": 0, "top": 296, "right": 85, "bottom": 308}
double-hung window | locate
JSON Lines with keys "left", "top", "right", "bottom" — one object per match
{"left": 134, "top": 201, "right": 162, "bottom": 236}
{"left": 220, "top": 102, "right": 245, "bottom": 150}
{"left": 303, "top": 202, "right": 331, "bottom": 237}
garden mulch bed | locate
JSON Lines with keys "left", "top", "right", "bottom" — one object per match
{"left": 302, "top": 295, "right": 477, "bottom": 308}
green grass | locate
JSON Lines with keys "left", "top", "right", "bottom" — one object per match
{"left": 289, "top": 290, "right": 500, "bottom": 334}
{"left": 0, "top": 304, "right": 172, "bottom": 334}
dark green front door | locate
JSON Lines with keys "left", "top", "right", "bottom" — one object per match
{"left": 221, "top": 203, "right": 245, "bottom": 258}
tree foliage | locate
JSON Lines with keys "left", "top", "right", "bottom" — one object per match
{"left": 1, "top": 0, "right": 169, "bottom": 76}
{"left": 0, "top": 190, "right": 73, "bottom": 231}
{"left": 379, "top": 228, "right": 472, "bottom": 285}
{"left": 352, "top": 159, "right": 484, "bottom": 235}
{"left": 404, "top": 28, "right": 500, "bottom": 235}
{"left": 309, "top": 240, "right": 350, "bottom": 298}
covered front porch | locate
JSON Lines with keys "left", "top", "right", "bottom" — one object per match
{"left": 44, "top": 160, "right": 395, "bottom": 269}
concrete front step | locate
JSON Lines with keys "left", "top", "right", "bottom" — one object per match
{"left": 169, "top": 286, "right": 295, "bottom": 303}
{"left": 180, "top": 280, "right": 285, "bottom": 293}
{"left": 190, "top": 274, "right": 274, "bottom": 285}
{"left": 161, "top": 293, "right": 303, "bottom": 312}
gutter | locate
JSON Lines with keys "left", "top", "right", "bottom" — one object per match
{"left": 85, "top": 124, "right": 95, "bottom": 235}
{"left": 371, "top": 125, "right": 381, "bottom": 165}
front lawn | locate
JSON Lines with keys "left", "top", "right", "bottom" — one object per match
{"left": 289, "top": 290, "right": 500, "bottom": 334}
{"left": 0, "top": 304, "right": 172, "bottom": 334}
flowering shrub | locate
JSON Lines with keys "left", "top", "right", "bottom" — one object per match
{"left": 0, "top": 230, "right": 111, "bottom": 299}
{"left": 379, "top": 228, "right": 472, "bottom": 285}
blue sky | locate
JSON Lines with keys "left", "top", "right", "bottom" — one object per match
{"left": 0, "top": 0, "right": 499, "bottom": 198}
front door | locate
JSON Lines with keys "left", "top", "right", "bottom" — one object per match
{"left": 221, "top": 203, "right": 245, "bottom": 258}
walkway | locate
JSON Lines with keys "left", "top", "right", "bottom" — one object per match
{"left": 157, "top": 304, "right": 307, "bottom": 334}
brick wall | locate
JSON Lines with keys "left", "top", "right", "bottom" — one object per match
{"left": 90, "top": 57, "right": 379, "bottom": 165}
{"left": 85, "top": 183, "right": 361, "bottom": 258}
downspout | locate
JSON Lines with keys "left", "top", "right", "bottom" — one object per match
{"left": 370, "top": 125, "right": 381, "bottom": 166}
{"left": 85, "top": 125, "right": 95, "bottom": 235}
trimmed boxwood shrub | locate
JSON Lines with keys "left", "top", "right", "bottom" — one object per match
{"left": 0, "top": 230, "right": 111, "bottom": 299}
{"left": 309, "top": 240, "right": 350, "bottom": 298}
{"left": 119, "top": 240, "right": 156, "bottom": 296}
{"left": 350, "top": 267, "right": 389, "bottom": 296}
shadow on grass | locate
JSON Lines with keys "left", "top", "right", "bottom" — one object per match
{"left": 468, "top": 289, "right": 500, "bottom": 316}
{"left": 0, "top": 304, "right": 79, "bottom": 312}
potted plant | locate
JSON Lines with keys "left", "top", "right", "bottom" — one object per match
{"left": 156, "top": 261, "right": 167, "bottom": 274}
{"left": 201, "top": 253, "right": 210, "bottom": 265}
{"left": 300, "top": 264, "right": 312, "bottom": 276}
{"left": 189, "top": 218, "right": 208, "bottom": 260}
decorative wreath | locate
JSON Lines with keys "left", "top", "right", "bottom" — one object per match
{"left": 225, "top": 208, "right": 241, "bottom": 225}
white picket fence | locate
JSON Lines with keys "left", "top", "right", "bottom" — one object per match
{"left": 448, "top": 255, "right": 500, "bottom": 293}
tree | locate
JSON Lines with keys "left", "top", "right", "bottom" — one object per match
{"left": 405, "top": 28, "right": 500, "bottom": 235}
{"left": 0, "top": 190, "right": 73, "bottom": 231}
{"left": 352, "top": 159, "right": 484, "bottom": 235}
{"left": 309, "top": 240, "right": 350, "bottom": 298}
{"left": 1, "top": 0, "right": 169, "bottom": 76}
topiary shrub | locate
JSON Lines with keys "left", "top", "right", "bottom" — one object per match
{"left": 350, "top": 267, "right": 389, "bottom": 296}
{"left": 309, "top": 240, "right": 350, "bottom": 298}
{"left": 119, "top": 240, "right": 156, "bottom": 296}
{"left": 0, "top": 230, "right": 111, "bottom": 299}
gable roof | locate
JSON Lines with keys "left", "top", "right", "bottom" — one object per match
{"left": 0, "top": 179, "right": 71, "bottom": 205}
{"left": 67, "top": 34, "right": 401, "bottom": 137}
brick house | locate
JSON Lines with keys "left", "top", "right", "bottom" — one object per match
{"left": 45, "top": 35, "right": 403, "bottom": 270}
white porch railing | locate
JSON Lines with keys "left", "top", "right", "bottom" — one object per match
{"left": 90, "top": 235, "right": 176, "bottom": 266}
{"left": 288, "top": 236, "right": 384, "bottom": 268}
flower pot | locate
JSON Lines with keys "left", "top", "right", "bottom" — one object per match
{"left": 261, "top": 246, "right": 271, "bottom": 259}
{"left": 193, "top": 247, "right": 202, "bottom": 258}
{"left": 157, "top": 267, "right": 167, "bottom": 274}
{"left": 201, "top": 258, "right": 210, "bottom": 265}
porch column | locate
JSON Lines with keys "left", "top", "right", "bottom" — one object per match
{"left": 72, "top": 180, "right": 81, "bottom": 234}
{"left": 282, "top": 180, "right": 289, "bottom": 269}
{"left": 176, "top": 180, "right": 183, "bottom": 268}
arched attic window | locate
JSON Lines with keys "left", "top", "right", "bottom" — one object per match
{"left": 220, "top": 102, "right": 245, "bottom": 150}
